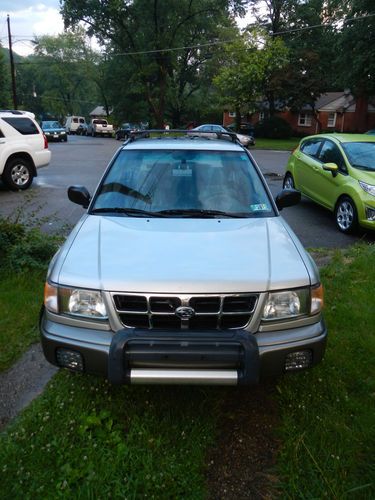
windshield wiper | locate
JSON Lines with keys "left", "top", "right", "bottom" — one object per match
{"left": 90, "top": 207, "right": 166, "bottom": 217}
{"left": 156, "top": 208, "right": 248, "bottom": 218}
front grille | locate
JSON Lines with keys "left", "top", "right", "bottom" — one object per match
{"left": 112, "top": 293, "right": 258, "bottom": 330}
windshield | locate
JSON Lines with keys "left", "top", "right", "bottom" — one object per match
{"left": 342, "top": 142, "right": 375, "bottom": 171}
{"left": 43, "top": 121, "right": 61, "bottom": 129}
{"left": 91, "top": 149, "right": 274, "bottom": 217}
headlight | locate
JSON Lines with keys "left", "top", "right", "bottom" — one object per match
{"left": 359, "top": 180, "right": 375, "bottom": 197}
{"left": 44, "top": 283, "right": 108, "bottom": 319}
{"left": 262, "top": 285, "right": 323, "bottom": 321}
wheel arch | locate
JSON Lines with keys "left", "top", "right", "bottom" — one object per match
{"left": 4, "top": 152, "right": 37, "bottom": 177}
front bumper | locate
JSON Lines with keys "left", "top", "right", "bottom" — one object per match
{"left": 40, "top": 311, "right": 327, "bottom": 385}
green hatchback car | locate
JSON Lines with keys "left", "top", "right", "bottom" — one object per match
{"left": 284, "top": 134, "right": 375, "bottom": 233}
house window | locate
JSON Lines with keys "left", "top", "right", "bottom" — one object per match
{"left": 298, "top": 113, "right": 312, "bottom": 127}
{"left": 327, "top": 112, "right": 337, "bottom": 127}
{"left": 228, "top": 112, "right": 236, "bottom": 117}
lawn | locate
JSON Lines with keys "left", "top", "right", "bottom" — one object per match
{"left": 252, "top": 137, "right": 300, "bottom": 151}
{"left": 0, "top": 244, "right": 374, "bottom": 498}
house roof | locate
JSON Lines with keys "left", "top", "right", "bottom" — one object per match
{"left": 89, "top": 106, "right": 111, "bottom": 117}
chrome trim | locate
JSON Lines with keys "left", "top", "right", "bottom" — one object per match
{"left": 111, "top": 292, "right": 259, "bottom": 330}
{"left": 130, "top": 369, "right": 238, "bottom": 385}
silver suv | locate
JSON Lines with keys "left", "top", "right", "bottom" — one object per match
{"left": 40, "top": 131, "right": 327, "bottom": 385}
{"left": 0, "top": 110, "right": 51, "bottom": 190}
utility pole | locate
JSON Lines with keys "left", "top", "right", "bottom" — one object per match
{"left": 7, "top": 14, "right": 17, "bottom": 109}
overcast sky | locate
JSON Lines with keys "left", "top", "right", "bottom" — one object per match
{"left": 1, "top": 1, "right": 252, "bottom": 57}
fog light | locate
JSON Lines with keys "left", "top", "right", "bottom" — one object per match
{"left": 285, "top": 350, "right": 312, "bottom": 371}
{"left": 365, "top": 207, "right": 375, "bottom": 221}
{"left": 56, "top": 348, "right": 84, "bottom": 371}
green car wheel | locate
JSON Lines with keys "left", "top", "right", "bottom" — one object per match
{"left": 335, "top": 196, "right": 358, "bottom": 234}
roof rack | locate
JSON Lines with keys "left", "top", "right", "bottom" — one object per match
{"left": 127, "top": 129, "right": 240, "bottom": 144}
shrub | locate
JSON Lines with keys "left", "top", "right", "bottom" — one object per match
{"left": 0, "top": 218, "right": 60, "bottom": 273}
{"left": 254, "top": 116, "right": 293, "bottom": 139}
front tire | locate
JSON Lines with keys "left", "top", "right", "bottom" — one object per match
{"left": 335, "top": 196, "right": 358, "bottom": 234}
{"left": 283, "top": 172, "right": 295, "bottom": 190}
{"left": 2, "top": 157, "right": 33, "bottom": 190}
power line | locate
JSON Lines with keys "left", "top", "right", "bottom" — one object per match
{"left": 4, "top": 11, "right": 375, "bottom": 63}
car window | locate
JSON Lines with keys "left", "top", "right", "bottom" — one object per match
{"left": 300, "top": 139, "right": 322, "bottom": 158}
{"left": 0, "top": 128, "right": 3, "bottom": 138}
{"left": 92, "top": 149, "right": 274, "bottom": 217}
{"left": 79, "top": 118, "right": 85, "bottom": 123}
{"left": 1, "top": 117, "right": 39, "bottom": 135}
{"left": 212, "top": 125, "right": 223, "bottom": 132}
{"left": 73, "top": 118, "right": 78, "bottom": 123}
{"left": 342, "top": 142, "right": 375, "bottom": 172}
{"left": 318, "top": 140, "right": 347, "bottom": 172}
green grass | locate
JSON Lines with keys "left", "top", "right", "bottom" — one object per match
{"left": 253, "top": 137, "right": 300, "bottom": 150}
{"left": 0, "top": 372, "right": 224, "bottom": 498}
{"left": 0, "top": 245, "right": 374, "bottom": 498}
{"left": 0, "top": 271, "right": 45, "bottom": 372}
{"left": 276, "top": 244, "right": 375, "bottom": 498}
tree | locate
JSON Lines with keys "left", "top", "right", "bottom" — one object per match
{"left": 213, "top": 29, "right": 289, "bottom": 127}
{"left": 0, "top": 46, "right": 11, "bottom": 108}
{"left": 16, "top": 29, "right": 102, "bottom": 120}
{"left": 61, "top": 0, "right": 247, "bottom": 127}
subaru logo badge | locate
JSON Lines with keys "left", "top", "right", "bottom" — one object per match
{"left": 175, "top": 306, "right": 195, "bottom": 319}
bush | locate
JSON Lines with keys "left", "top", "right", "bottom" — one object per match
{"left": 254, "top": 116, "right": 293, "bottom": 139}
{"left": 0, "top": 218, "right": 60, "bottom": 273}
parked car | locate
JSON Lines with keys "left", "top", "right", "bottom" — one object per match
{"left": 75, "top": 123, "right": 88, "bottom": 136}
{"left": 115, "top": 122, "right": 142, "bottom": 140}
{"left": 87, "top": 119, "right": 114, "bottom": 137}
{"left": 189, "top": 124, "right": 255, "bottom": 146}
{"left": 40, "top": 130, "right": 326, "bottom": 386}
{"left": 284, "top": 133, "right": 375, "bottom": 233}
{"left": 65, "top": 116, "right": 87, "bottom": 134}
{"left": 41, "top": 121, "right": 67, "bottom": 142}
{"left": 0, "top": 109, "right": 51, "bottom": 190}
{"left": 365, "top": 129, "right": 375, "bottom": 135}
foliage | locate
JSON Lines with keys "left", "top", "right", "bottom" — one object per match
{"left": 254, "top": 115, "right": 292, "bottom": 138}
{"left": 16, "top": 29, "right": 101, "bottom": 120}
{"left": 0, "top": 45, "right": 11, "bottom": 107}
{"left": 332, "top": 0, "right": 375, "bottom": 97}
{"left": 61, "top": 0, "right": 244, "bottom": 126}
{"left": 214, "top": 29, "right": 289, "bottom": 122}
{"left": 0, "top": 217, "right": 59, "bottom": 273}
{"left": 276, "top": 244, "right": 375, "bottom": 498}
{"left": 0, "top": 371, "right": 224, "bottom": 497}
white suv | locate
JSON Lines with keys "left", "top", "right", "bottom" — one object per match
{"left": 0, "top": 110, "right": 51, "bottom": 190}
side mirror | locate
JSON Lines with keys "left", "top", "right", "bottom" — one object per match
{"left": 323, "top": 162, "right": 339, "bottom": 176}
{"left": 68, "top": 185, "right": 91, "bottom": 208}
{"left": 275, "top": 189, "right": 301, "bottom": 211}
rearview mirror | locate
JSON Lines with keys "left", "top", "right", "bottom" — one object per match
{"left": 275, "top": 189, "right": 301, "bottom": 211}
{"left": 68, "top": 185, "right": 91, "bottom": 208}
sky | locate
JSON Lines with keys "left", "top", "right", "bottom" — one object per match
{"left": 0, "top": 1, "right": 253, "bottom": 57}
{"left": 0, "top": 1, "right": 64, "bottom": 56}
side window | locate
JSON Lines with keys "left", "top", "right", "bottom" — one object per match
{"left": 300, "top": 139, "right": 322, "bottom": 158}
{"left": 0, "top": 128, "right": 4, "bottom": 138}
{"left": 79, "top": 118, "right": 85, "bottom": 123}
{"left": 1, "top": 117, "right": 39, "bottom": 135}
{"left": 73, "top": 118, "right": 78, "bottom": 123}
{"left": 318, "top": 140, "right": 347, "bottom": 172}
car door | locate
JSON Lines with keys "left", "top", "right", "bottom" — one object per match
{"left": 294, "top": 138, "right": 324, "bottom": 198}
{"left": 313, "top": 139, "right": 348, "bottom": 209}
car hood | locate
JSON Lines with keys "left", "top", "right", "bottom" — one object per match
{"left": 56, "top": 216, "right": 311, "bottom": 293}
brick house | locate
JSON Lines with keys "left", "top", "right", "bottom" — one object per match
{"left": 223, "top": 91, "right": 375, "bottom": 135}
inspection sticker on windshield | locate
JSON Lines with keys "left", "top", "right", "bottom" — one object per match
{"left": 250, "top": 204, "right": 268, "bottom": 211}
{"left": 172, "top": 168, "right": 192, "bottom": 177}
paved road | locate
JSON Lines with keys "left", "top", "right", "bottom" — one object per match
{"left": 0, "top": 136, "right": 373, "bottom": 248}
